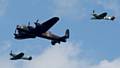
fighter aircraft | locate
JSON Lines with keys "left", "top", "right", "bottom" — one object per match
{"left": 10, "top": 51, "right": 32, "bottom": 60}
{"left": 14, "top": 17, "right": 69, "bottom": 45}
{"left": 91, "top": 10, "right": 115, "bottom": 20}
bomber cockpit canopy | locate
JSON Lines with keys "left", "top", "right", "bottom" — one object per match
{"left": 16, "top": 25, "right": 28, "bottom": 30}
{"left": 15, "top": 24, "right": 35, "bottom": 35}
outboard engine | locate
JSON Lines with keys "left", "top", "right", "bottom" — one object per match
{"left": 51, "top": 40, "right": 57, "bottom": 45}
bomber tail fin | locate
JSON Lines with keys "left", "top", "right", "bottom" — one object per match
{"left": 64, "top": 29, "right": 69, "bottom": 39}
{"left": 60, "top": 29, "right": 70, "bottom": 42}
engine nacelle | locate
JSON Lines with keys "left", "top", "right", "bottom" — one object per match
{"left": 51, "top": 40, "right": 60, "bottom": 45}
{"left": 51, "top": 40, "right": 56, "bottom": 45}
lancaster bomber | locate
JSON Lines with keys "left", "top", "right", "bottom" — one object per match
{"left": 91, "top": 10, "right": 115, "bottom": 21}
{"left": 14, "top": 17, "right": 69, "bottom": 45}
{"left": 10, "top": 51, "right": 32, "bottom": 60}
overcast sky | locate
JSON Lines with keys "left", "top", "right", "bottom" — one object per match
{"left": 0, "top": 0, "right": 120, "bottom": 68}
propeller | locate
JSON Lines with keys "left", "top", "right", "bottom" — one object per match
{"left": 28, "top": 22, "right": 30, "bottom": 26}
{"left": 34, "top": 19, "right": 39, "bottom": 23}
{"left": 14, "top": 28, "right": 17, "bottom": 34}
{"left": 10, "top": 50, "right": 12, "bottom": 56}
{"left": 93, "top": 10, "right": 95, "bottom": 14}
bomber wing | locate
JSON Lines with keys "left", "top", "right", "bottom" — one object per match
{"left": 39, "top": 17, "right": 59, "bottom": 33}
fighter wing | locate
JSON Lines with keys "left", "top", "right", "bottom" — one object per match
{"left": 98, "top": 12, "right": 107, "bottom": 18}
{"left": 40, "top": 17, "right": 59, "bottom": 33}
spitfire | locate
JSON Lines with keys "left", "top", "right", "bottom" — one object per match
{"left": 91, "top": 10, "right": 115, "bottom": 21}
{"left": 10, "top": 51, "right": 32, "bottom": 60}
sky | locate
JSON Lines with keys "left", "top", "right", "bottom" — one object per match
{"left": 0, "top": 0, "right": 120, "bottom": 68}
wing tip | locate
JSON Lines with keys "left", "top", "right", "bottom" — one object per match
{"left": 53, "top": 17, "right": 59, "bottom": 21}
